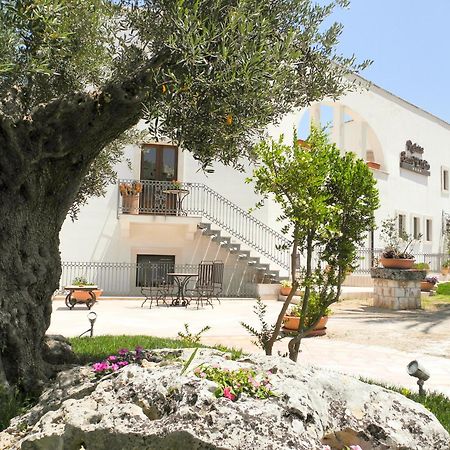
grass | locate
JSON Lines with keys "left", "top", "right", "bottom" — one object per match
{"left": 0, "top": 388, "right": 36, "bottom": 432}
{"left": 70, "top": 335, "right": 243, "bottom": 364}
{"left": 361, "top": 378, "right": 450, "bottom": 433}
{"left": 421, "top": 293, "right": 450, "bottom": 310}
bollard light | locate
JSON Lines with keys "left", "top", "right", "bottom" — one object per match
{"left": 407, "top": 360, "right": 430, "bottom": 396}
{"left": 79, "top": 311, "right": 97, "bottom": 338}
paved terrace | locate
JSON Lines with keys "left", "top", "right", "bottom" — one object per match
{"left": 48, "top": 297, "right": 450, "bottom": 397}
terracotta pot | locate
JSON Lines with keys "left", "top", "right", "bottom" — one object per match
{"left": 366, "top": 161, "right": 381, "bottom": 170}
{"left": 282, "top": 315, "right": 328, "bottom": 337}
{"left": 380, "top": 257, "right": 415, "bottom": 269}
{"left": 441, "top": 267, "right": 449, "bottom": 276}
{"left": 280, "top": 287, "right": 303, "bottom": 296}
{"left": 71, "top": 289, "right": 103, "bottom": 302}
{"left": 122, "top": 194, "right": 140, "bottom": 215}
{"left": 280, "top": 286, "right": 292, "bottom": 296}
{"left": 420, "top": 281, "right": 435, "bottom": 292}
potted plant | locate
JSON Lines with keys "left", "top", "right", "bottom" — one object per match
{"left": 282, "top": 294, "right": 331, "bottom": 336}
{"left": 279, "top": 280, "right": 303, "bottom": 297}
{"left": 119, "top": 181, "right": 142, "bottom": 215}
{"left": 71, "top": 276, "right": 103, "bottom": 302}
{"left": 379, "top": 217, "right": 418, "bottom": 269}
{"left": 420, "top": 276, "right": 438, "bottom": 292}
{"left": 441, "top": 260, "right": 450, "bottom": 276}
{"left": 280, "top": 280, "right": 292, "bottom": 296}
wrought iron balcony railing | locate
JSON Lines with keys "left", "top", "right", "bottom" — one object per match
{"left": 118, "top": 179, "right": 291, "bottom": 270}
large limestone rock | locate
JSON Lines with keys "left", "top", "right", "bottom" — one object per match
{"left": 1, "top": 349, "right": 448, "bottom": 450}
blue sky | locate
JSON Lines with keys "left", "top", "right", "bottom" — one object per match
{"left": 330, "top": 0, "right": 450, "bottom": 123}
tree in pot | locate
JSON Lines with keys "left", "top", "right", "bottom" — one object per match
{"left": 282, "top": 292, "right": 332, "bottom": 336}
{"left": 0, "top": 0, "right": 369, "bottom": 395}
{"left": 379, "top": 218, "right": 420, "bottom": 269}
{"left": 242, "top": 127, "right": 379, "bottom": 361}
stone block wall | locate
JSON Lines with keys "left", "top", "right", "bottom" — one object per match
{"left": 370, "top": 268, "right": 426, "bottom": 310}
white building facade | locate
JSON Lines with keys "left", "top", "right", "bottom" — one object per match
{"left": 59, "top": 77, "right": 450, "bottom": 295}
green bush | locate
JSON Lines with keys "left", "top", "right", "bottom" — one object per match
{"left": 412, "top": 262, "right": 430, "bottom": 270}
{"left": 436, "top": 282, "right": 450, "bottom": 296}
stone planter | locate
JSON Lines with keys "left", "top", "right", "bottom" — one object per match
{"left": 282, "top": 315, "right": 328, "bottom": 336}
{"left": 122, "top": 194, "right": 140, "bottom": 215}
{"left": 380, "top": 257, "right": 415, "bottom": 269}
{"left": 420, "top": 281, "right": 435, "bottom": 292}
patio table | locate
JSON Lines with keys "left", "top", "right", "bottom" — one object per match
{"left": 162, "top": 189, "right": 190, "bottom": 216}
{"left": 167, "top": 273, "right": 197, "bottom": 306}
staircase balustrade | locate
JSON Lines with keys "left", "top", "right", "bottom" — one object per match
{"left": 118, "top": 179, "right": 291, "bottom": 269}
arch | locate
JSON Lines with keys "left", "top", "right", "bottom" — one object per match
{"left": 299, "top": 101, "right": 386, "bottom": 170}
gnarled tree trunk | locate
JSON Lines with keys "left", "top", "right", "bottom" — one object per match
{"left": 0, "top": 54, "right": 166, "bottom": 392}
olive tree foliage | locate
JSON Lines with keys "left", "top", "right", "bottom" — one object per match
{"left": 0, "top": 0, "right": 370, "bottom": 393}
{"left": 246, "top": 127, "right": 379, "bottom": 360}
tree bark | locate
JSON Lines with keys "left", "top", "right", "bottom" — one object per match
{"left": 0, "top": 53, "right": 167, "bottom": 392}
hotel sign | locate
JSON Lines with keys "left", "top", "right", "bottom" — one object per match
{"left": 400, "top": 140, "right": 430, "bottom": 176}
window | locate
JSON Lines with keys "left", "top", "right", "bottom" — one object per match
{"left": 425, "top": 219, "right": 432, "bottom": 242}
{"left": 398, "top": 214, "right": 406, "bottom": 235}
{"left": 442, "top": 167, "right": 449, "bottom": 192}
{"left": 413, "top": 216, "right": 421, "bottom": 239}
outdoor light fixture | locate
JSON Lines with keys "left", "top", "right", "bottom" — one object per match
{"left": 407, "top": 360, "right": 430, "bottom": 396}
{"left": 79, "top": 311, "right": 97, "bottom": 338}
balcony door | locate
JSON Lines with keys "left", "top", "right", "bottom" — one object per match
{"left": 140, "top": 144, "right": 178, "bottom": 214}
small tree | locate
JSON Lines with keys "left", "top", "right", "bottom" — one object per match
{"left": 245, "top": 127, "right": 379, "bottom": 360}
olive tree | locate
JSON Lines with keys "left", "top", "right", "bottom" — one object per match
{"left": 0, "top": 0, "right": 367, "bottom": 392}
{"left": 246, "top": 127, "right": 379, "bottom": 360}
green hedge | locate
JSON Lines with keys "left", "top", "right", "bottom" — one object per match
{"left": 436, "top": 282, "right": 450, "bottom": 296}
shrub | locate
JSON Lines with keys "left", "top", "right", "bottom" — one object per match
{"left": 436, "top": 282, "right": 450, "bottom": 296}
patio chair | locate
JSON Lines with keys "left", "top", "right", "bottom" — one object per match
{"left": 187, "top": 261, "right": 224, "bottom": 308}
{"left": 139, "top": 263, "right": 174, "bottom": 308}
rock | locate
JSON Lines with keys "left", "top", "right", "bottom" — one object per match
{"left": 1, "top": 349, "right": 448, "bottom": 450}
{"left": 42, "top": 335, "right": 77, "bottom": 365}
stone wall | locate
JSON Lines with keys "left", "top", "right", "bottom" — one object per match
{"left": 371, "top": 268, "right": 426, "bottom": 310}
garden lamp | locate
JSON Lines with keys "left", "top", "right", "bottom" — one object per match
{"left": 407, "top": 360, "right": 430, "bottom": 396}
{"left": 79, "top": 311, "right": 97, "bottom": 338}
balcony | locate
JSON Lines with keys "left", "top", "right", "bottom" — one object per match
{"left": 118, "top": 179, "right": 203, "bottom": 217}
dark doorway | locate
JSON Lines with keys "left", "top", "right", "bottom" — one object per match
{"left": 140, "top": 144, "right": 178, "bottom": 214}
{"left": 136, "top": 254, "right": 175, "bottom": 287}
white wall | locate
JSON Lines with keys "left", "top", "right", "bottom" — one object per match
{"left": 60, "top": 83, "right": 450, "bottom": 265}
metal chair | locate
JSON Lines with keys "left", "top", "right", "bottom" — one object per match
{"left": 139, "top": 263, "right": 174, "bottom": 308}
{"left": 187, "top": 261, "right": 224, "bottom": 308}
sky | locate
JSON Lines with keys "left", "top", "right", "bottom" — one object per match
{"left": 329, "top": 0, "right": 450, "bottom": 123}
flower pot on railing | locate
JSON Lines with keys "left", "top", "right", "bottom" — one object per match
{"left": 122, "top": 194, "right": 140, "bottom": 215}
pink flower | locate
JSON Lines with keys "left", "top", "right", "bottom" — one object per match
{"left": 111, "top": 363, "right": 119, "bottom": 371}
{"left": 350, "top": 446, "right": 363, "bottom": 450}
{"left": 200, "top": 372, "right": 206, "bottom": 378}
{"left": 118, "top": 348, "right": 129, "bottom": 356}
{"left": 108, "top": 355, "right": 117, "bottom": 361}
{"left": 223, "top": 387, "right": 236, "bottom": 401}
{"left": 92, "top": 362, "right": 109, "bottom": 372}
{"left": 135, "top": 346, "right": 144, "bottom": 353}
{"left": 118, "top": 361, "right": 129, "bottom": 367}
{"left": 194, "top": 367, "right": 201, "bottom": 374}
{"left": 322, "top": 446, "right": 331, "bottom": 450}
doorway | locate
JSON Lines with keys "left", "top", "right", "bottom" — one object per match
{"left": 140, "top": 144, "right": 178, "bottom": 214}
